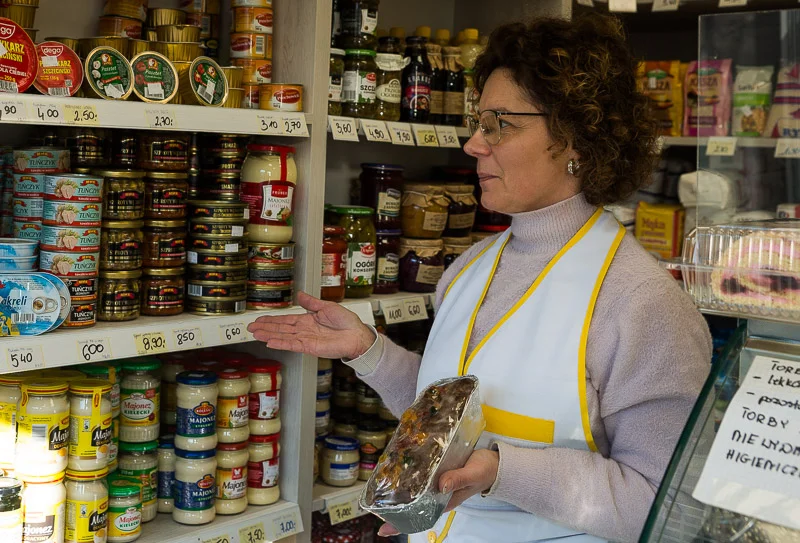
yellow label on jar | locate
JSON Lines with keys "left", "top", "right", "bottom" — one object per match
{"left": 16, "top": 408, "right": 70, "bottom": 460}
{"left": 66, "top": 496, "right": 108, "bottom": 543}
{"left": 216, "top": 465, "right": 248, "bottom": 500}
{"left": 108, "top": 503, "right": 141, "bottom": 539}
{"left": 0, "top": 401, "right": 17, "bottom": 464}
{"left": 216, "top": 394, "right": 249, "bottom": 428}
{"left": 69, "top": 411, "right": 112, "bottom": 461}
{"left": 118, "top": 466, "right": 157, "bottom": 506}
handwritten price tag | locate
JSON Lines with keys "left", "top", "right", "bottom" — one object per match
{"left": 719, "top": 0, "right": 746, "bottom": 7}
{"left": 256, "top": 114, "right": 283, "bottom": 135}
{"left": 706, "top": 137, "right": 737, "bottom": 157}
{"left": 240, "top": 522, "right": 267, "bottom": 543}
{"left": 6, "top": 345, "right": 45, "bottom": 371}
{"left": 403, "top": 296, "right": 428, "bottom": 322}
{"left": 64, "top": 104, "right": 100, "bottom": 126}
{"left": 576, "top": 0, "right": 593, "bottom": 6}
{"left": 281, "top": 113, "right": 308, "bottom": 136}
{"left": 270, "top": 510, "right": 301, "bottom": 540}
{"left": 145, "top": 108, "right": 177, "bottom": 129}
{"left": 380, "top": 300, "right": 406, "bottom": 325}
{"left": 77, "top": 338, "right": 112, "bottom": 363}
{"left": 412, "top": 124, "right": 439, "bottom": 147}
{"left": 328, "top": 497, "right": 365, "bottom": 525}
{"left": 386, "top": 122, "right": 414, "bottom": 145}
{"left": 435, "top": 125, "right": 461, "bottom": 148}
{"left": 32, "top": 102, "right": 64, "bottom": 124}
{"left": 202, "top": 534, "right": 233, "bottom": 543}
{"left": 134, "top": 331, "right": 168, "bottom": 355}
{"left": 220, "top": 322, "right": 247, "bottom": 343}
{"left": 329, "top": 115, "right": 359, "bottom": 141}
{"left": 0, "top": 97, "right": 26, "bottom": 122}
{"left": 775, "top": 138, "right": 800, "bottom": 159}
{"left": 608, "top": 0, "right": 637, "bottom": 12}
{"left": 651, "top": 0, "right": 679, "bottom": 11}
{"left": 173, "top": 327, "right": 203, "bottom": 350}
{"left": 361, "top": 119, "right": 391, "bottom": 143}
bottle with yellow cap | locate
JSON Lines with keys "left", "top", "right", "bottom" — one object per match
{"left": 389, "top": 26, "right": 406, "bottom": 49}
{"left": 453, "top": 30, "right": 465, "bottom": 46}
{"left": 460, "top": 28, "right": 483, "bottom": 71}
{"left": 434, "top": 29, "right": 451, "bottom": 47}
{"left": 415, "top": 26, "right": 431, "bottom": 40}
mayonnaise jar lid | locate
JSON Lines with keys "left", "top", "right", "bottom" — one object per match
{"left": 122, "top": 358, "right": 161, "bottom": 372}
{"left": 21, "top": 378, "right": 69, "bottom": 395}
{"left": 79, "top": 364, "right": 117, "bottom": 383}
{"left": 216, "top": 441, "right": 248, "bottom": 452}
{"left": 69, "top": 379, "right": 112, "bottom": 395}
{"left": 66, "top": 467, "right": 108, "bottom": 480}
{"left": 324, "top": 437, "right": 359, "bottom": 452}
{"left": 175, "top": 448, "right": 216, "bottom": 460}
{"left": 247, "top": 360, "right": 281, "bottom": 374}
{"left": 216, "top": 368, "right": 249, "bottom": 380}
{"left": 119, "top": 441, "right": 158, "bottom": 454}
{"left": 108, "top": 479, "right": 141, "bottom": 498}
{"left": 176, "top": 371, "right": 217, "bottom": 386}
{"left": 249, "top": 433, "right": 280, "bottom": 445}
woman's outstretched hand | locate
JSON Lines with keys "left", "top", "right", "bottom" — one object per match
{"left": 247, "top": 292, "right": 376, "bottom": 360}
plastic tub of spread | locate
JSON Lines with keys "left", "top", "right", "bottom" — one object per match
{"left": 97, "top": 169, "right": 146, "bottom": 219}
{"left": 34, "top": 41, "right": 84, "bottom": 97}
{"left": 97, "top": 269, "right": 141, "bottom": 321}
{"left": 229, "top": 32, "right": 270, "bottom": 59}
{"left": 259, "top": 84, "right": 303, "bottom": 112}
{"left": 100, "top": 220, "right": 144, "bottom": 270}
{"left": 246, "top": 284, "right": 292, "bottom": 309}
{"left": 83, "top": 46, "right": 134, "bottom": 99}
{"left": 141, "top": 267, "right": 185, "bottom": 316}
{"left": 143, "top": 220, "right": 187, "bottom": 267}
{"left": 98, "top": 15, "right": 143, "bottom": 38}
{"left": 0, "top": 239, "right": 38, "bottom": 258}
{"left": 130, "top": 52, "right": 179, "bottom": 103}
{"left": 232, "top": 58, "right": 272, "bottom": 84}
{"left": 179, "top": 56, "right": 229, "bottom": 107}
{"left": 155, "top": 24, "right": 201, "bottom": 42}
{"left": 45, "top": 174, "right": 103, "bottom": 202}
{"left": 401, "top": 183, "right": 449, "bottom": 239}
{"left": 188, "top": 265, "right": 247, "bottom": 283}
{"left": 187, "top": 248, "right": 248, "bottom": 267}
{"left": 399, "top": 237, "right": 444, "bottom": 293}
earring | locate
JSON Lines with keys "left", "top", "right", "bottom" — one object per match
{"left": 567, "top": 159, "right": 580, "bottom": 176}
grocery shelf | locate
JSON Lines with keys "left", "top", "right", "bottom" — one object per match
{"left": 340, "top": 292, "right": 434, "bottom": 326}
{"left": 138, "top": 500, "right": 303, "bottom": 543}
{"left": 660, "top": 136, "right": 780, "bottom": 148}
{"left": 327, "top": 115, "right": 468, "bottom": 146}
{"left": 312, "top": 481, "right": 368, "bottom": 513}
{"left": 0, "top": 93, "right": 309, "bottom": 137}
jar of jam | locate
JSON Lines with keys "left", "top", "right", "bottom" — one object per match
{"left": 329, "top": 49, "right": 345, "bottom": 116}
{"left": 67, "top": 128, "right": 111, "bottom": 168}
{"left": 141, "top": 267, "right": 186, "bottom": 316}
{"left": 375, "top": 230, "right": 400, "bottom": 294}
{"left": 321, "top": 225, "right": 347, "bottom": 303}
{"left": 98, "top": 270, "right": 142, "bottom": 321}
{"left": 443, "top": 236, "right": 471, "bottom": 270}
{"left": 342, "top": 49, "right": 377, "bottom": 119}
{"left": 144, "top": 172, "right": 189, "bottom": 219}
{"left": 359, "top": 163, "right": 403, "bottom": 230}
{"left": 143, "top": 220, "right": 187, "bottom": 267}
{"left": 97, "top": 169, "right": 146, "bottom": 220}
{"left": 137, "top": 132, "right": 190, "bottom": 171}
{"left": 400, "top": 183, "right": 449, "bottom": 239}
{"left": 100, "top": 220, "right": 144, "bottom": 271}
{"left": 399, "top": 237, "right": 444, "bottom": 293}
{"left": 112, "top": 130, "right": 138, "bottom": 167}
{"left": 330, "top": 206, "right": 376, "bottom": 299}
{"left": 444, "top": 184, "right": 477, "bottom": 237}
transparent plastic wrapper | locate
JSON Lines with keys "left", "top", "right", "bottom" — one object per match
{"left": 681, "top": 220, "right": 800, "bottom": 321}
{"left": 359, "top": 375, "right": 485, "bottom": 534}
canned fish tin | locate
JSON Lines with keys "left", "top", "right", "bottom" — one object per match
{"left": 130, "top": 51, "right": 179, "bottom": 103}
{"left": 43, "top": 200, "right": 103, "bottom": 226}
{"left": 229, "top": 32, "right": 271, "bottom": 60}
{"left": 12, "top": 196, "right": 43, "bottom": 220}
{"left": 189, "top": 220, "right": 246, "bottom": 237}
{"left": 41, "top": 225, "right": 102, "bottom": 252}
{"left": 12, "top": 220, "right": 41, "bottom": 240}
{"left": 188, "top": 201, "right": 248, "bottom": 220}
{"left": 186, "top": 295, "right": 246, "bottom": 315}
{"left": 13, "top": 148, "right": 70, "bottom": 174}
{"left": 44, "top": 174, "right": 104, "bottom": 201}
{"left": 199, "top": 153, "right": 245, "bottom": 172}
{"left": 84, "top": 46, "right": 135, "bottom": 100}
{"left": 259, "top": 84, "right": 303, "bottom": 112}
{"left": 13, "top": 174, "right": 44, "bottom": 197}
{"left": 232, "top": 7, "right": 273, "bottom": 33}
{"left": 40, "top": 250, "right": 99, "bottom": 276}
{"left": 232, "top": 58, "right": 271, "bottom": 84}
{"left": 179, "top": 56, "right": 228, "bottom": 107}
{"left": 198, "top": 133, "right": 249, "bottom": 152}
{"left": 57, "top": 275, "right": 99, "bottom": 300}
{"left": 187, "top": 265, "right": 247, "bottom": 282}
{"left": 247, "top": 242, "right": 294, "bottom": 265}
{"left": 248, "top": 264, "right": 293, "bottom": 286}
{"left": 243, "top": 83, "right": 259, "bottom": 108}
{"left": 185, "top": 13, "right": 215, "bottom": 39}
{"left": 65, "top": 300, "right": 97, "bottom": 327}
{"left": 187, "top": 248, "right": 247, "bottom": 267}
{"left": 246, "top": 284, "right": 292, "bottom": 309}
{"left": 187, "top": 280, "right": 247, "bottom": 298}
{"left": 189, "top": 236, "right": 246, "bottom": 252}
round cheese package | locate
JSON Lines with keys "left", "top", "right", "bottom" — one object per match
{"left": 34, "top": 41, "right": 84, "bottom": 97}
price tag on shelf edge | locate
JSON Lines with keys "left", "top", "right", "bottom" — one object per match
{"left": 64, "top": 104, "right": 100, "bottom": 126}
{"left": 651, "top": 0, "right": 679, "bottom": 11}
{"left": 281, "top": 113, "right": 309, "bottom": 137}
{"left": 329, "top": 115, "right": 359, "bottom": 142}
{"left": 145, "top": 108, "right": 178, "bottom": 129}
{"left": 239, "top": 522, "right": 267, "bottom": 543}
{"left": 386, "top": 121, "right": 415, "bottom": 146}
{"left": 576, "top": 0, "right": 593, "bottom": 6}
{"left": 361, "top": 119, "right": 392, "bottom": 143}
{"left": 775, "top": 138, "right": 800, "bottom": 159}
{"left": 412, "top": 124, "right": 439, "bottom": 147}
{"left": 705, "top": 137, "right": 737, "bottom": 157}
{"left": 435, "top": 125, "right": 461, "bottom": 148}
{"left": 328, "top": 496, "right": 366, "bottom": 525}
{"left": 379, "top": 299, "right": 406, "bottom": 325}
{"left": 220, "top": 322, "right": 248, "bottom": 343}
{"left": 202, "top": 534, "right": 233, "bottom": 543}
{"left": 256, "top": 113, "right": 284, "bottom": 135}
{"left": 719, "top": 0, "right": 747, "bottom": 7}
{"left": 403, "top": 296, "right": 428, "bottom": 322}
{"left": 270, "top": 510, "right": 302, "bottom": 540}
{"left": 6, "top": 345, "right": 45, "bottom": 371}
{"left": 608, "top": 0, "right": 637, "bottom": 12}
{"left": 173, "top": 327, "right": 203, "bottom": 350}
{"left": 32, "top": 102, "right": 64, "bottom": 125}
{"left": 0, "top": 97, "right": 27, "bottom": 123}
{"left": 77, "top": 338, "right": 112, "bottom": 363}
{"left": 134, "top": 331, "right": 168, "bottom": 355}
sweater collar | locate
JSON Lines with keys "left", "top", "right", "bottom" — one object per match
{"left": 508, "top": 193, "right": 598, "bottom": 251}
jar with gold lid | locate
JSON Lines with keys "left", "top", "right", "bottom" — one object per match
{"left": 137, "top": 132, "right": 190, "bottom": 171}
{"left": 100, "top": 220, "right": 144, "bottom": 271}
{"left": 443, "top": 184, "right": 477, "bottom": 237}
{"left": 400, "top": 183, "right": 449, "bottom": 239}
{"left": 98, "top": 270, "right": 142, "bottom": 321}
{"left": 141, "top": 267, "right": 185, "bottom": 316}
{"left": 399, "top": 237, "right": 444, "bottom": 293}
{"left": 143, "top": 220, "right": 187, "bottom": 267}
{"left": 443, "top": 236, "right": 472, "bottom": 270}
{"left": 144, "top": 172, "right": 189, "bottom": 219}
{"left": 97, "top": 169, "right": 146, "bottom": 220}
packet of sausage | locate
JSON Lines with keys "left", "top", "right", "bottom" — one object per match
{"left": 359, "top": 375, "right": 485, "bottom": 534}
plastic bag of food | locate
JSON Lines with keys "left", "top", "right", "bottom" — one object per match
{"left": 637, "top": 60, "right": 683, "bottom": 137}
{"left": 359, "top": 375, "right": 485, "bottom": 534}
{"left": 683, "top": 59, "right": 733, "bottom": 137}
{"left": 732, "top": 65, "right": 774, "bottom": 137}
{"left": 764, "top": 63, "right": 800, "bottom": 138}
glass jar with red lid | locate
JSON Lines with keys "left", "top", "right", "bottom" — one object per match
{"left": 321, "top": 225, "right": 347, "bottom": 302}
{"left": 359, "top": 163, "right": 403, "bottom": 230}
{"left": 374, "top": 230, "right": 400, "bottom": 294}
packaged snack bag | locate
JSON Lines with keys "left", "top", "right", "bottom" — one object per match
{"left": 732, "top": 65, "right": 774, "bottom": 137}
{"left": 683, "top": 59, "right": 733, "bottom": 137}
{"left": 764, "top": 62, "right": 800, "bottom": 138}
{"left": 637, "top": 61, "right": 683, "bottom": 137}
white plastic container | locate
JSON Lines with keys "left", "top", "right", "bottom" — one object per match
{"left": 173, "top": 449, "right": 216, "bottom": 525}
{"left": 68, "top": 380, "right": 112, "bottom": 472}
{"left": 215, "top": 442, "right": 248, "bottom": 515}
{"left": 175, "top": 371, "right": 218, "bottom": 451}
{"left": 216, "top": 368, "right": 250, "bottom": 444}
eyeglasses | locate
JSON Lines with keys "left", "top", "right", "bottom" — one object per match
{"left": 467, "top": 110, "right": 548, "bottom": 145}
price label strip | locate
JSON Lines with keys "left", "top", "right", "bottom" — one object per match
{"left": 328, "top": 496, "right": 367, "bottom": 526}
{"left": 134, "top": 331, "right": 168, "bottom": 355}
{"left": 6, "top": 345, "right": 45, "bottom": 371}
{"left": 435, "top": 125, "right": 461, "bottom": 148}
{"left": 32, "top": 102, "right": 64, "bottom": 125}
{"left": 77, "top": 338, "right": 112, "bottom": 363}
{"left": 145, "top": 108, "right": 178, "bottom": 129}
{"left": 220, "top": 322, "right": 248, "bottom": 343}
{"left": 0, "top": 97, "right": 26, "bottom": 122}
{"left": 651, "top": 0, "right": 679, "bottom": 11}
{"left": 719, "top": 0, "right": 747, "bottom": 7}
{"left": 256, "top": 113, "right": 284, "bottom": 135}
{"left": 403, "top": 296, "right": 428, "bottom": 322}
{"left": 380, "top": 299, "right": 406, "bottom": 325}
{"left": 329, "top": 115, "right": 359, "bottom": 142}
{"left": 281, "top": 113, "right": 309, "bottom": 137}
{"left": 386, "top": 121, "right": 415, "bottom": 146}
{"left": 173, "top": 327, "right": 203, "bottom": 350}
{"left": 239, "top": 522, "right": 267, "bottom": 543}
{"left": 775, "top": 138, "right": 800, "bottom": 159}
{"left": 412, "top": 124, "right": 439, "bottom": 147}
{"left": 361, "top": 119, "right": 392, "bottom": 143}
{"left": 64, "top": 104, "right": 100, "bottom": 126}
{"left": 270, "top": 510, "right": 302, "bottom": 540}
{"left": 608, "top": 0, "right": 637, "bottom": 12}
{"left": 576, "top": 0, "right": 593, "bottom": 6}
{"left": 706, "top": 137, "right": 738, "bottom": 157}
{"left": 202, "top": 534, "right": 233, "bottom": 543}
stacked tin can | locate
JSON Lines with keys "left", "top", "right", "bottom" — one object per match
{"left": 186, "top": 200, "right": 249, "bottom": 315}
{"left": 1, "top": 147, "right": 13, "bottom": 237}
{"left": 247, "top": 242, "right": 295, "bottom": 310}
{"left": 12, "top": 147, "right": 70, "bottom": 243}
{"left": 180, "top": 0, "right": 221, "bottom": 58}
{"left": 231, "top": 0, "right": 273, "bottom": 109}
{"left": 41, "top": 171, "right": 105, "bottom": 327}
{"left": 197, "top": 133, "right": 249, "bottom": 201}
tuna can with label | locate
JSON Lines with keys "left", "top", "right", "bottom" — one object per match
{"left": 40, "top": 224, "right": 102, "bottom": 252}
{"left": 42, "top": 200, "right": 103, "bottom": 226}
{"left": 186, "top": 295, "right": 246, "bottom": 315}
{"left": 12, "top": 220, "right": 41, "bottom": 241}
{"left": 44, "top": 174, "right": 104, "bottom": 202}
{"left": 189, "top": 235, "right": 246, "bottom": 253}
{"left": 187, "top": 265, "right": 247, "bottom": 283}
{"left": 65, "top": 299, "right": 97, "bottom": 327}
{"left": 258, "top": 84, "right": 303, "bottom": 112}
{"left": 229, "top": 32, "right": 271, "bottom": 59}
{"left": 187, "top": 280, "right": 247, "bottom": 299}
{"left": 247, "top": 242, "right": 294, "bottom": 265}
{"left": 187, "top": 248, "right": 248, "bottom": 267}
{"left": 248, "top": 263, "right": 293, "bottom": 286}
{"left": 12, "top": 147, "right": 70, "bottom": 174}
{"left": 12, "top": 196, "right": 43, "bottom": 221}
{"left": 246, "top": 284, "right": 292, "bottom": 309}
{"left": 40, "top": 250, "right": 99, "bottom": 277}
{"left": 189, "top": 219, "right": 246, "bottom": 238}
{"left": 13, "top": 173, "right": 45, "bottom": 197}
{"left": 57, "top": 274, "right": 99, "bottom": 300}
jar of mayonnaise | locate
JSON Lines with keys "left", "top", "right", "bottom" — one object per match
{"left": 157, "top": 438, "right": 175, "bottom": 514}
{"left": 173, "top": 449, "right": 217, "bottom": 525}
{"left": 107, "top": 479, "right": 141, "bottom": 543}
{"left": 15, "top": 379, "right": 70, "bottom": 481}
{"left": 117, "top": 441, "right": 158, "bottom": 523}
{"left": 0, "top": 477, "right": 23, "bottom": 542}
{"left": 240, "top": 144, "right": 298, "bottom": 244}
{"left": 247, "top": 361, "right": 281, "bottom": 436}
{"left": 22, "top": 472, "right": 66, "bottom": 543}
{"left": 159, "top": 355, "right": 185, "bottom": 426}
{"left": 216, "top": 368, "right": 250, "bottom": 444}
{"left": 65, "top": 468, "right": 108, "bottom": 543}
{"left": 68, "top": 380, "right": 113, "bottom": 472}
{"left": 315, "top": 392, "right": 331, "bottom": 436}
{"left": 175, "top": 371, "right": 218, "bottom": 451}
{"left": 120, "top": 359, "right": 161, "bottom": 443}
{"left": 108, "top": 417, "right": 120, "bottom": 470}
{"left": 0, "top": 377, "right": 23, "bottom": 472}
{"left": 80, "top": 364, "right": 121, "bottom": 418}
{"left": 247, "top": 433, "right": 280, "bottom": 505}
{"left": 317, "top": 358, "right": 333, "bottom": 393}
{"left": 321, "top": 437, "right": 359, "bottom": 487}
{"left": 215, "top": 442, "right": 248, "bottom": 515}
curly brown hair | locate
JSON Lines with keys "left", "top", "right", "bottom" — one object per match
{"left": 474, "top": 14, "right": 658, "bottom": 206}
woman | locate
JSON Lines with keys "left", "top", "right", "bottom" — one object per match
{"left": 248, "top": 15, "right": 711, "bottom": 543}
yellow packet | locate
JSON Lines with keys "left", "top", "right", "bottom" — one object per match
{"left": 637, "top": 61, "right": 683, "bottom": 137}
{"left": 635, "top": 202, "right": 686, "bottom": 259}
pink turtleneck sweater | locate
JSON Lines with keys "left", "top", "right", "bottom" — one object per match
{"left": 346, "top": 193, "right": 712, "bottom": 542}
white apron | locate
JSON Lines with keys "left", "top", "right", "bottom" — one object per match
{"left": 408, "top": 209, "right": 625, "bottom": 543}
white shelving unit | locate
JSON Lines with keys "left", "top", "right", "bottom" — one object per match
{"left": 312, "top": 481, "right": 368, "bottom": 517}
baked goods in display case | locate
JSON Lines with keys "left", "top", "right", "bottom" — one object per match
{"left": 682, "top": 221, "right": 800, "bottom": 320}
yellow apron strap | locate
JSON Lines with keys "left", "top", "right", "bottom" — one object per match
{"left": 408, "top": 511, "right": 457, "bottom": 543}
